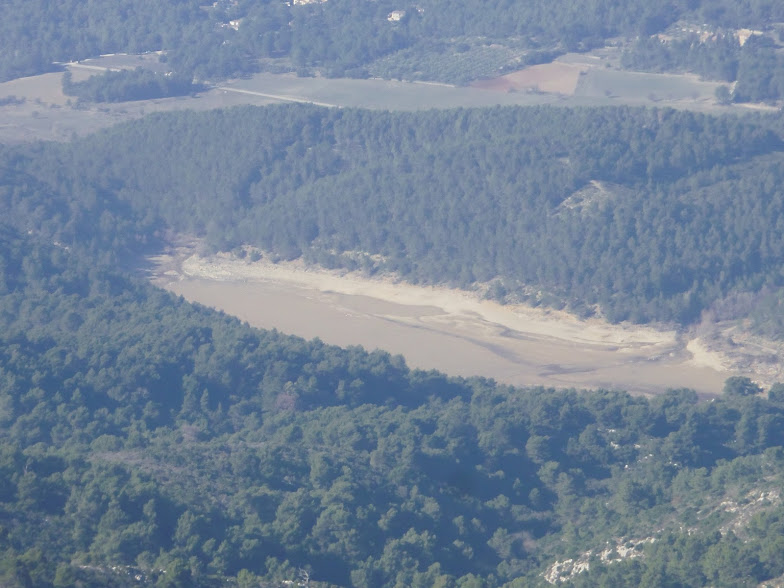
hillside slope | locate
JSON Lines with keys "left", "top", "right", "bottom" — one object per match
{"left": 2, "top": 227, "right": 784, "bottom": 586}
{"left": 6, "top": 104, "right": 784, "bottom": 327}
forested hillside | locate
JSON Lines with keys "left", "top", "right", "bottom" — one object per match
{"left": 4, "top": 3, "right": 784, "bottom": 587}
{"left": 3, "top": 225, "right": 784, "bottom": 587}
{"left": 5, "top": 104, "right": 784, "bottom": 327}
{"left": 3, "top": 0, "right": 784, "bottom": 584}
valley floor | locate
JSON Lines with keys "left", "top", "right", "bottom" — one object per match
{"left": 0, "top": 54, "right": 751, "bottom": 144}
{"left": 148, "top": 245, "right": 737, "bottom": 396}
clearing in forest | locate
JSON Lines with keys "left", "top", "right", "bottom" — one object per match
{"left": 472, "top": 62, "right": 590, "bottom": 95}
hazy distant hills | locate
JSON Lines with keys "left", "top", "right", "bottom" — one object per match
{"left": 2, "top": 0, "right": 784, "bottom": 101}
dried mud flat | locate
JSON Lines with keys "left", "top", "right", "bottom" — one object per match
{"left": 146, "top": 247, "right": 745, "bottom": 397}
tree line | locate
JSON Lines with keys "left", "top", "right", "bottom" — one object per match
{"left": 62, "top": 69, "right": 203, "bottom": 103}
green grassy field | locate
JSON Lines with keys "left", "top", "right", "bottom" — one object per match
{"left": 575, "top": 68, "right": 722, "bottom": 103}
{"left": 0, "top": 54, "right": 747, "bottom": 144}
{"left": 223, "top": 72, "right": 565, "bottom": 109}
{"left": 224, "top": 69, "right": 735, "bottom": 112}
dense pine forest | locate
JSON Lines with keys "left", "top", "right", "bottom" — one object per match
{"left": 0, "top": 103, "right": 784, "bottom": 585}
{"left": 3, "top": 2, "right": 784, "bottom": 583}
{"left": 3, "top": 225, "right": 784, "bottom": 587}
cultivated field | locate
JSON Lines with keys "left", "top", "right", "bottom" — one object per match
{"left": 575, "top": 68, "right": 722, "bottom": 103}
{"left": 472, "top": 62, "right": 589, "bottom": 94}
{"left": 367, "top": 41, "right": 527, "bottom": 85}
{"left": 66, "top": 52, "right": 170, "bottom": 74}
{"left": 0, "top": 50, "right": 746, "bottom": 144}
{"left": 224, "top": 72, "right": 565, "bottom": 110}
{"left": 471, "top": 52, "right": 726, "bottom": 108}
{"left": 1, "top": 54, "right": 771, "bottom": 394}
{"left": 226, "top": 68, "right": 731, "bottom": 111}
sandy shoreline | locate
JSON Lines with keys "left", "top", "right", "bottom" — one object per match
{"left": 145, "top": 247, "right": 745, "bottom": 396}
{"left": 177, "top": 252, "right": 677, "bottom": 350}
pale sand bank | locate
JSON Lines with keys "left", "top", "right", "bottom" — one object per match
{"left": 150, "top": 250, "right": 732, "bottom": 396}
{"left": 686, "top": 338, "right": 729, "bottom": 372}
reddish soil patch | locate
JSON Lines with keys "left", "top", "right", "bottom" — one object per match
{"left": 473, "top": 62, "right": 589, "bottom": 95}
